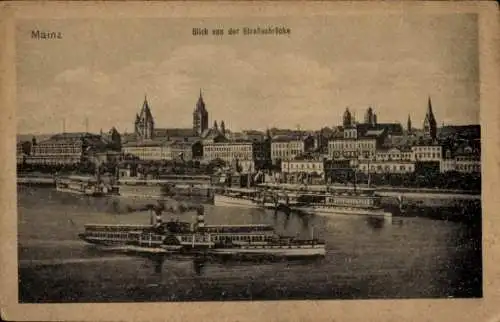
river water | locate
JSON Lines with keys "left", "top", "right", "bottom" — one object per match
{"left": 17, "top": 186, "right": 482, "bottom": 302}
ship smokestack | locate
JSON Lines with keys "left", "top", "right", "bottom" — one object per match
{"left": 155, "top": 212, "right": 162, "bottom": 226}
{"left": 154, "top": 201, "right": 164, "bottom": 226}
{"left": 196, "top": 206, "right": 205, "bottom": 229}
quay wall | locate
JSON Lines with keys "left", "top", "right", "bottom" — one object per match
{"left": 16, "top": 176, "right": 481, "bottom": 208}
{"left": 17, "top": 177, "right": 55, "bottom": 186}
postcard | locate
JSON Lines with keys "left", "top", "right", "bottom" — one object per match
{"left": 1, "top": 1, "right": 499, "bottom": 321}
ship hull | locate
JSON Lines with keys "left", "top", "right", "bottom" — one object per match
{"left": 56, "top": 183, "right": 115, "bottom": 197}
{"left": 56, "top": 186, "right": 102, "bottom": 196}
{"left": 209, "top": 245, "right": 325, "bottom": 258}
{"left": 213, "top": 194, "right": 261, "bottom": 209}
{"left": 292, "top": 205, "right": 392, "bottom": 217}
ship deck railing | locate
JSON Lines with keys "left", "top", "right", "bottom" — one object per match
{"left": 257, "top": 183, "right": 376, "bottom": 192}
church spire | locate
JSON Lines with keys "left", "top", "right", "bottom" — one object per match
{"left": 427, "top": 96, "right": 436, "bottom": 122}
{"left": 407, "top": 114, "right": 412, "bottom": 134}
{"left": 136, "top": 94, "right": 154, "bottom": 140}
{"left": 423, "top": 96, "right": 437, "bottom": 140}
{"left": 196, "top": 88, "right": 206, "bottom": 112}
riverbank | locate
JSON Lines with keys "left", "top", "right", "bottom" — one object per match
{"left": 17, "top": 176, "right": 481, "bottom": 211}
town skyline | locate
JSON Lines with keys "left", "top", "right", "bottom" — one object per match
{"left": 17, "top": 91, "right": 478, "bottom": 136}
{"left": 17, "top": 14, "right": 479, "bottom": 134}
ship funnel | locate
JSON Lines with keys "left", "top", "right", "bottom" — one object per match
{"left": 196, "top": 206, "right": 205, "bottom": 229}
{"left": 155, "top": 211, "right": 163, "bottom": 226}
{"left": 153, "top": 201, "right": 164, "bottom": 226}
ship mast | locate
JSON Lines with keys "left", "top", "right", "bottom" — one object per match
{"left": 353, "top": 129, "right": 358, "bottom": 193}
{"left": 367, "top": 156, "right": 371, "bottom": 188}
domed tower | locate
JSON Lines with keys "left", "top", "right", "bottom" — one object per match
{"left": 193, "top": 89, "right": 209, "bottom": 136}
{"left": 343, "top": 107, "right": 352, "bottom": 127}
{"left": 364, "top": 107, "right": 374, "bottom": 125}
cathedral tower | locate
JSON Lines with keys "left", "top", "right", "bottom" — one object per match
{"left": 135, "top": 95, "right": 154, "bottom": 140}
{"left": 193, "top": 89, "right": 209, "bottom": 136}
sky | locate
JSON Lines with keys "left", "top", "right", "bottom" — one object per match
{"left": 16, "top": 13, "right": 479, "bottom": 135}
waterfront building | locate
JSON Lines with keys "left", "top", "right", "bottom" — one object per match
{"left": 358, "top": 160, "right": 416, "bottom": 174}
{"left": 411, "top": 143, "right": 442, "bottom": 162}
{"left": 440, "top": 158, "right": 457, "bottom": 173}
{"left": 27, "top": 132, "right": 107, "bottom": 166}
{"left": 122, "top": 139, "right": 170, "bottom": 161}
{"left": 193, "top": 90, "right": 209, "bottom": 136}
{"left": 375, "top": 146, "right": 415, "bottom": 161}
{"left": 122, "top": 139, "right": 198, "bottom": 161}
{"left": 281, "top": 157, "right": 325, "bottom": 183}
{"left": 455, "top": 154, "right": 481, "bottom": 173}
{"left": 440, "top": 145, "right": 481, "bottom": 173}
{"left": 203, "top": 140, "right": 254, "bottom": 163}
{"left": 271, "top": 134, "right": 315, "bottom": 162}
{"left": 327, "top": 126, "right": 386, "bottom": 161}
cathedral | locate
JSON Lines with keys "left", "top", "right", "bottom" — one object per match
{"left": 131, "top": 90, "right": 228, "bottom": 142}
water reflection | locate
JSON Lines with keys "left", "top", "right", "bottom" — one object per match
{"left": 365, "top": 216, "right": 386, "bottom": 230}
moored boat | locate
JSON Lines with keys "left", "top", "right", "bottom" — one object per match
{"left": 288, "top": 186, "right": 392, "bottom": 218}
{"left": 212, "top": 187, "right": 262, "bottom": 209}
{"left": 56, "top": 175, "right": 119, "bottom": 197}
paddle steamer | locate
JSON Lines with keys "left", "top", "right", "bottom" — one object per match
{"left": 78, "top": 206, "right": 325, "bottom": 258}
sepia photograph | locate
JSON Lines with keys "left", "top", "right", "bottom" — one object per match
{"left": 2, "top": 1, "right": 499, "bottom": 321}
